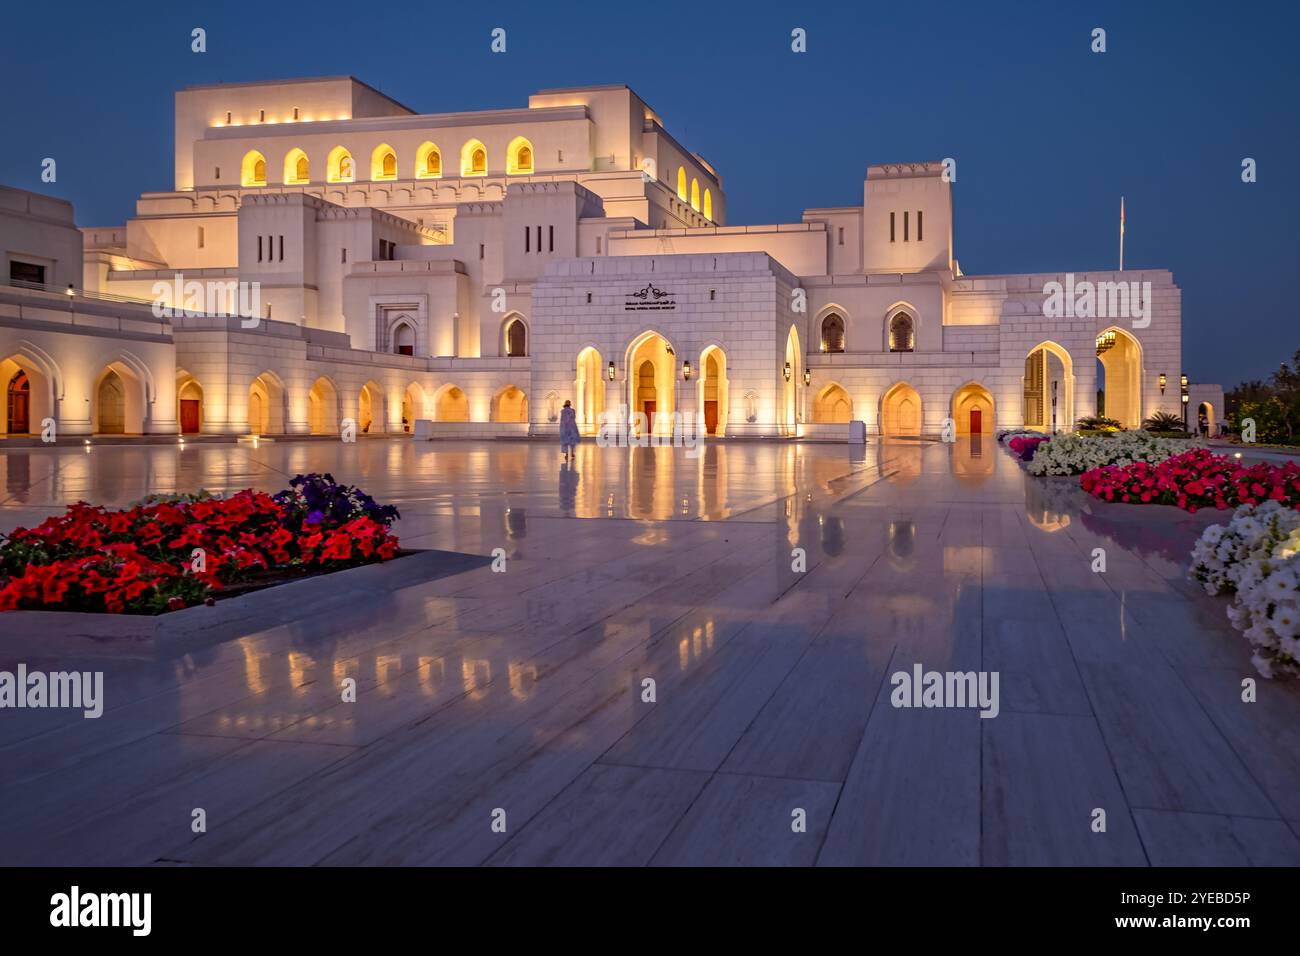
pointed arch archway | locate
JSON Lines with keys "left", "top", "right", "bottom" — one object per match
{"left": 1096, "top": 326, "right": 1143, "bottom": 429}
{"left": 370, "top": 144, "right": 397, "bottom": 181}
{"left": 951, "top": 381, "right": 994, "bottom": 435}
{"left": 433, "top": 383, "right": 470, "bottom": 422}
{"left": 307, "top": 376, "right": 340, "bottom": 435}
{"left": 401, "top": 382, "right": 426, "bottom": 432}
{"left": 1022, "top": 340, "right": 1076, "bottom": 433}
{"left": 177, "top": 372, "right": 204, "bottom": 434}
{"left": 813, "top": 383, "right": 853, "bottom": 423}
{"left": 575, "top": 346, "right": 605, "bottom": 435}
{"left": 415, "top": 141, "right": 442, "bottom": 179}
{"left": 880, "top": 382, "right": 922, "bottom": 437}
{"left": 0, "top": 348, "right": 59, "bottom": 437}
{"left": 358, "top": 380, "right": 385, "bottom": 433}
{"left": 492, "top": 384, "right": 528, "bottom": 423}
{"left": 783, "top": 325, "right": 802, "bottom": 434}
{"left": 461, "top": 139, "right": 488, "bottom": 177}
{"left": 241, "top": 150, "right": 267, "bottom": 187}
{"left": 625, "top": 331, "right": 677, "bottom": 436}
{"left": 249, "top": 370, "right": 288, "bottom": 435}
{"left": 698, "top": 344, "right": 729, "bottom": 436}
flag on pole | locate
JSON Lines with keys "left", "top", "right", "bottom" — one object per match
{"left": 1119, "top": 196, "right": 1125, "bottom": 271}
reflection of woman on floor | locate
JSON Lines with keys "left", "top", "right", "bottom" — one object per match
{"left": 559, "top": 400, "right": 580, "bottom": 459}
{"left": 559, "top": 460, "right": 579, "bottom": 514}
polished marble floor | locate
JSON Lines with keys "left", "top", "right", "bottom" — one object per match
{"left": 1, "top": 437, "right": 1298, "bottom": 866}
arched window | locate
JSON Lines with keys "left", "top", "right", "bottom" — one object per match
{"left": 371, "top": 145, "right": 397, "bottom": 181}
{"left": 703, "top": 189, "right": 713, "bottom": 221}
{"left": 416, "top": 142, "right": 442, "bottom": 178}
{"left": 677, "top": 167, "right": 687, "bottom": 201}
{"left": 508, "top": 137, "right": 535, "bottom": 175}
{"left": 284, "top": 148, "right": 309, "bottom": 184}
{"left": 462, "top": 140, "right": 488, "bottom": 177}
{"left": 327, "top": 146, "right": 354, "bottom": 183}
{"left": 393, "top": 322, "right": 414, "bottom": 356}
{"left": 241, "top": 150, "right": 267, "bottom": 187}
{"left": 690, "top": 178, "right": 700, "bottom": 212}
{"left": 505, "top": 319, "right": 526, "bottom": 357}
{"left": 889, "top": 313, "right": 915, "bottom": 352}
{"left": 821, "top": 314, "right": 845, "bottom": 353}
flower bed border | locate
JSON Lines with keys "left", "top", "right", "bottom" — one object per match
{"left": 0, "top": 548, "right": 490, "bottom": 662}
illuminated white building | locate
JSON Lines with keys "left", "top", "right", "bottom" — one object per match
{"left": 0, "top": 76, "right": 1200, "bottom": 441}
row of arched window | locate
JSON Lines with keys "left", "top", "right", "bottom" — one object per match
{"left": 239, "top": 137, "right": 536, "bottom": 187}
{"left": 819, "top": 311, "right": 915, "bottom": 353}
{"left": 386, "top": 317, "right": 528, "bottom": 358}
{"left": 675, "top": 167, "right": 713, "bottom": 220}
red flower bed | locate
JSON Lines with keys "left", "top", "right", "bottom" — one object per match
{"left": 1080, "top": 448, "right": 1300, "bottom": 513}
{"left": 1008, "top": 435, "right": 1050, "bottom": 461}
{"left": 0, "top": 480, "right": 400, "bottom": 614}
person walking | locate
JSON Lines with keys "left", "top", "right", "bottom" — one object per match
{"left": 559, "top": 399, "right": 580, "bottom": 459}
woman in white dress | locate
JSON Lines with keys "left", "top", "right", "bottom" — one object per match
{"left": 559, "top": 399, "right": 580, "bottom": 459}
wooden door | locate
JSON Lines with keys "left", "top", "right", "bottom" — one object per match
{"left": 969, "top": 408, "right": 982, "bottom": 434}
{"left": 704, "top": 400, "right": 719, "bottom": 435}
{"left": 180, "top": 399, "right": 200, "bottom": 434}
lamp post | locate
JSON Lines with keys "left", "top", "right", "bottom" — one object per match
{"left": 1180, "top": 373, "right": 1190, "bottom": 429}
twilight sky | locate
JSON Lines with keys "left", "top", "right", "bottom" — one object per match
{"left": 1, "top": 0, "right": 1295, "bottom": 388}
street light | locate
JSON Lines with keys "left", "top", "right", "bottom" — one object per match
{"left": 1181, "top": 373, "right": 1190, "bottom": 429}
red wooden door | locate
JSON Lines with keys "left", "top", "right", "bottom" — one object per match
{"left": 180, "top": 399, "right": 201, "bottom": 434}
{"left": 704, "top": 401, "right": 719, "bottom": 435}
{"left": 969, "top": 408, "right": 982, "bottom": 434}
{"left": 642, "top": 401, "right": 656, "bottom": 433}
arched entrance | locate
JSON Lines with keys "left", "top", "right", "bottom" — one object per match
{"left": 952, "top": 382, "right": 994, "bottom": 435}
{"left": 359, "top": 381, "right": 384, "bottom": 434}
{"left": 434, "top": 384, "right": 469, "bottom": 421}
{"left": 6, "top": 370, "right": 30, "bottom": 435}
{"left": 0, "top": 355, "right": 52, "bottom": 437}
{"left": 813, "top": 383, "right": 852, "bottom": 423}
{"left": 575, "top": 346, "right": 605, "bottom": 435}
{"left": 178, "top": 378, "right": 203, "bottom": 434}
{"left": 699, "top": 345, "right": 728, "bottom": 435}
{"left": 625, "top": 331, "right": 676, "bottom": 436}
{"left": 1197, "top": 401, "right": 1214, "bottom": 437}
{"left": 250, "top": 371, "right": 287, "bottom": 435}
{"left": 308, "top": 377, "right": 339, "bottom": 435}
{"left": 402, "top": 382, "right": 425, "bottom": 432}
{"left": 880, "top": 382, "right": 922, "bottom": 436}
{"left": 94, "top": 366, "right": 144, "bottom": 434}
{"left": 1096, "top": 327, "right": 1143, "bottom": 429}
{"left": 784, "top": 326, "right": 802, "bottom": 434}
{"left": 493, "top": 385, "right": 528, "bottom": 422}
{"left": 1022, "top": 341, "right": 1075, "bottom": 433}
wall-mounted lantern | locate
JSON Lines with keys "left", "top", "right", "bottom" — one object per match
{"left": 607, "top": 361, "right": 616, "bottom": 381}
{"left": 1158, "top": 373, "right": 1167, "bottom": 394}
{"left": 804, "top": 369, "right": 812, "bottom": 387}
{"left": 682, "top": 360, "right": 692, "bottom": 381}
{"left": 783, "top": 362, "right": 792, "bottom": 382}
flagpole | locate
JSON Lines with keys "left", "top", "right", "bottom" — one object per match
{"left": 1119, "top": 196, "right": 1125, "bottom": 272}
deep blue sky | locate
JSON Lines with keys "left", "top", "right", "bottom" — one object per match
{"left": 2, "top": 0, "right": 1295, "bottom": 388}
